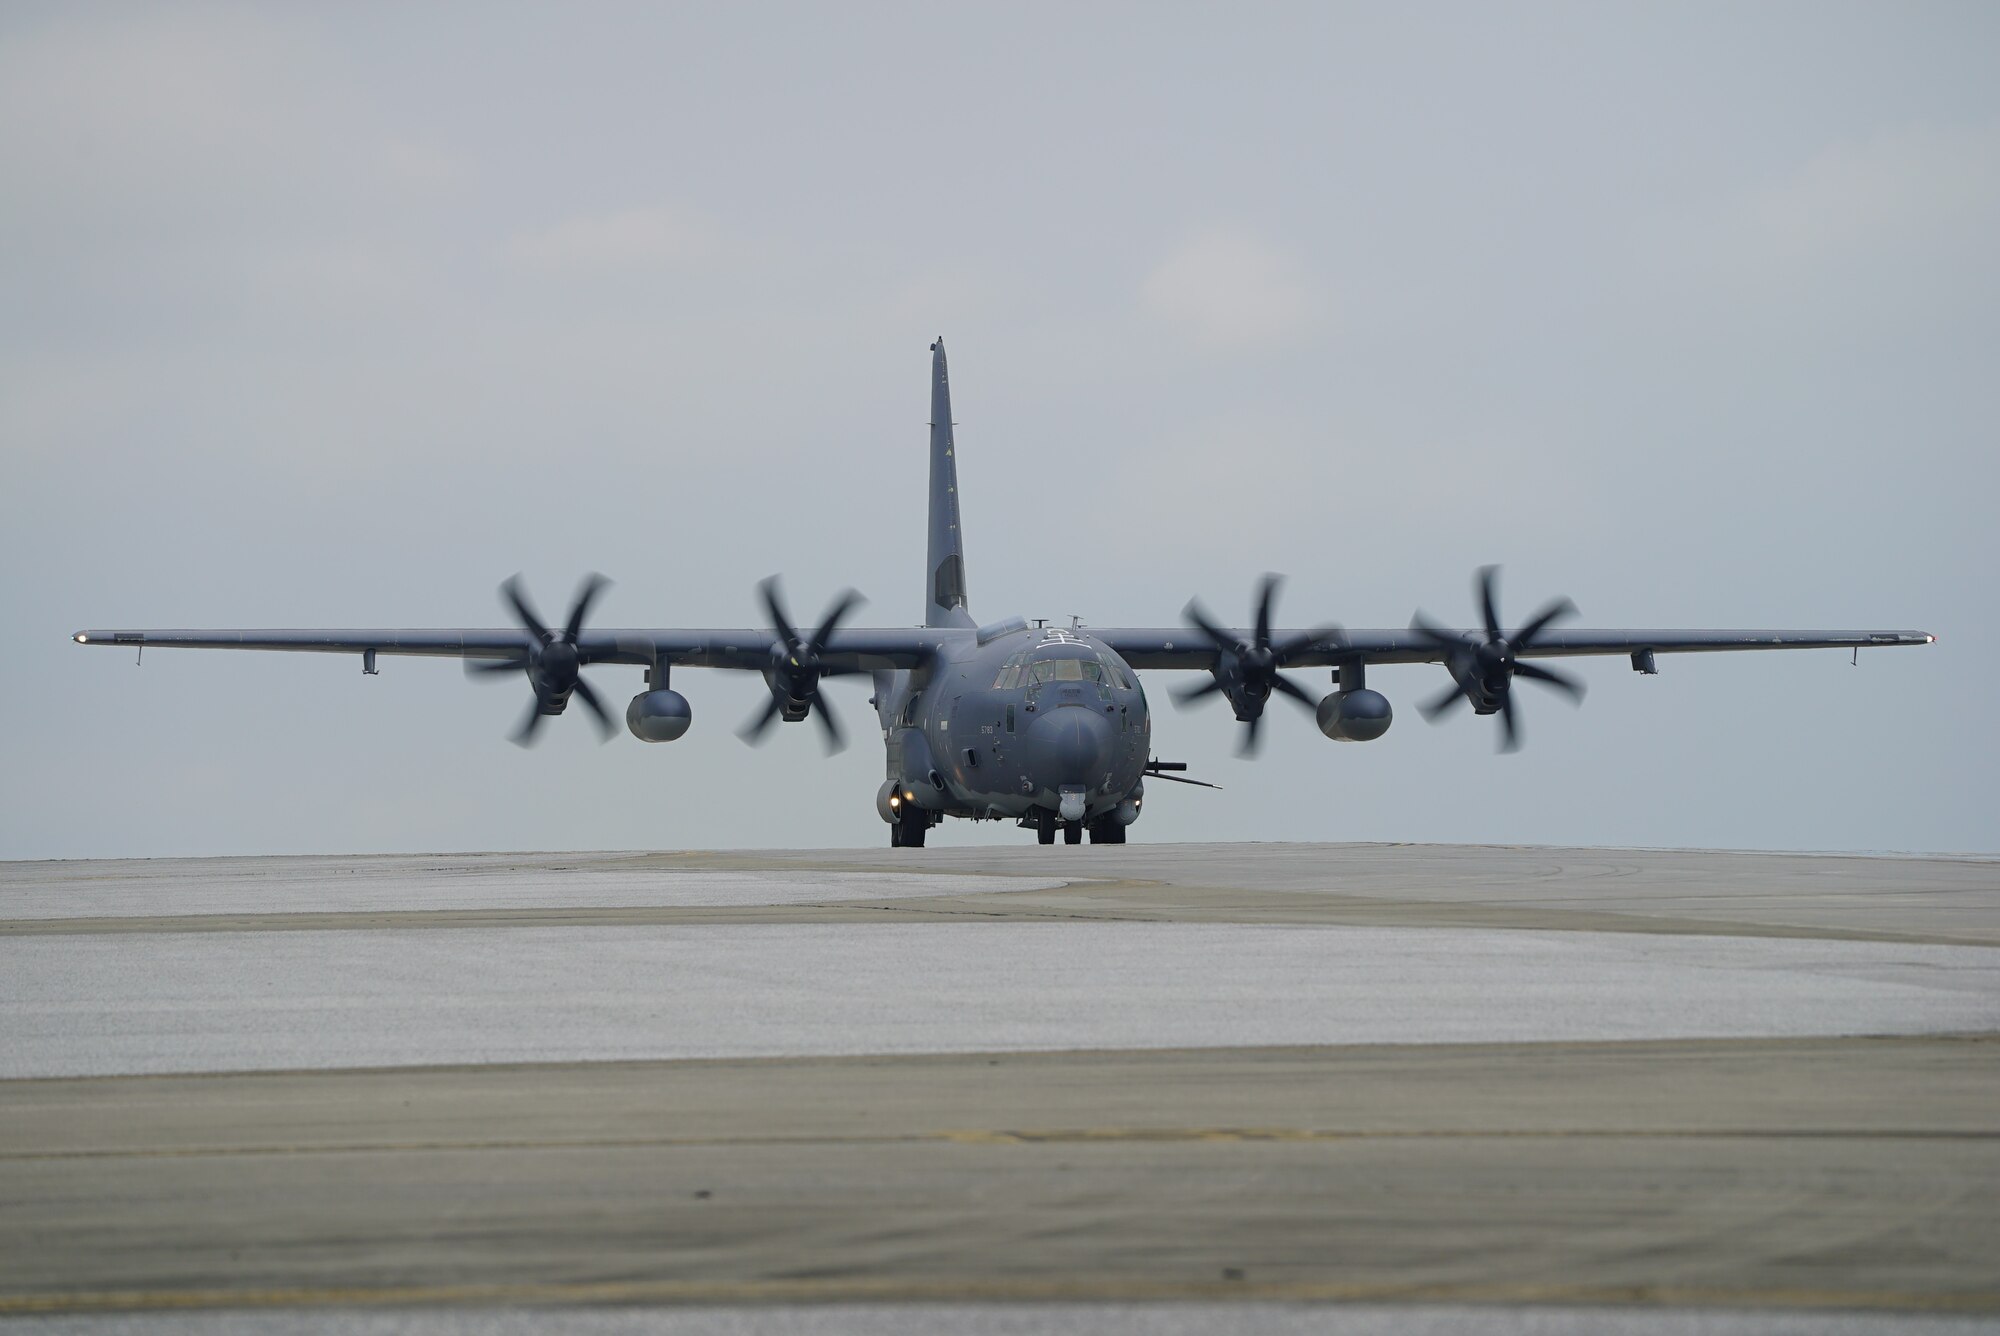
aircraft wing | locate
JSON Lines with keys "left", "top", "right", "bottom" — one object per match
{"left": 69, "top": 627, "right": 938, "bottom": 673}
{"left": 1099, "top": 627, "right": 1935, "bottom": 671}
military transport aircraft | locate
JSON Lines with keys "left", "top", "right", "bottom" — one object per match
{"left": 75, "top": 339, "right": 1933, "bottom": 846}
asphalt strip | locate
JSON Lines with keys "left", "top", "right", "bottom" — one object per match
{"left": 5, "top": 922, "right": 1996, "bottom": 1077}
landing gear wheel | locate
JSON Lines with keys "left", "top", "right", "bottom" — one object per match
{"left": 1063, "top": 822, "right": 1083, "bottom": 845}
{"left": 1088, "top": 820, "right": 1126, "bottom": 844}
{"left": 896, "top": 811, "right": 927, "bottom": 848}
{"left": 1035, "top": 811, "right": 1056, "bottom": 845}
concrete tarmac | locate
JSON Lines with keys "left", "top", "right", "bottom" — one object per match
{"left": 2, "top": 844, "right": 1997, "bottom": 1331}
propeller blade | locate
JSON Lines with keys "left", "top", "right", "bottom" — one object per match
{"left": 810, "top": 588, "right": 865, "bottom": 650}
{"left": 1270, "top": 671, "right": 1318, "bottom": 710}
{"left": 501, "top": 576, "right": 553, "bottom": 646}
{"left": 1409, "top": 612, "right": 1462, "bottom": 651}
{"left": 1420, "top": 683, "right": 1468, "bottom": 720}
{"left": 512, "top": 698, "right": 548, "bottom": 747}
{"left": 1515, "top": 660, "right": 1587, "bottom": 703}
{"left": 812, "top": 697, "right": 847, "bottom": 754}
{"left": 736, "top": 694, "right": 782, "bottom": 745}
{"left": 1476, "top": 565, "right": 1502, "bottom": 640}
{"left": 1498, "top": 694, "right": 1520, "bottom": 753}
{"left": 1181, "top": 599, "right": 1241, "bottom": 655}
{"left": 571, "top": 676, "right": 615, "bottom": 741}
{"left": 1237, "top": 710, "right": 1264, "bottom": 758}
{"left": 466, "top": 656, "right": 533, "bottom": 676}
{"left": 1253, "top": 573, "right": 1280, "bottom": 649}
{"left": 1173, "top": 675, "right": 1228, "bottom": 706}
{"left": 757, "top": 577, "right": 800, "bottom": 652}
{"left": 1271, "top": 624, "right": 1345, "bottom": 664}
{"left": 563, "top": 573, "right": 611, "bottom": 644}
{"left": 1512, "top": 596, "right": 1578, "bottom": 652}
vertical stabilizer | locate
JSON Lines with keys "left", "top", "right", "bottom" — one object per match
{"left": 926, "top": 338, "right": 973, "bottom": 628}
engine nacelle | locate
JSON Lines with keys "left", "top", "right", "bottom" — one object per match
{"left": 1317, "top": 687, "right": 1392, "bottom": 742}
{"left": 626, "top": 690, "right": 693, "bottom": 743}
{"left": 891, "top": 728, "right": 950, "bottom": 808}
{"left": 876, "top": 780, "right": 904, "bottom": 824}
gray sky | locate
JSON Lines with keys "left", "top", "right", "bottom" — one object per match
{"left": 3, "top": 2, "right": 1993, "bottom": 859}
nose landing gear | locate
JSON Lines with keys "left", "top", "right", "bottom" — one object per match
{"left": 1025, "top": 808, "right": 1127, "bottom": 844}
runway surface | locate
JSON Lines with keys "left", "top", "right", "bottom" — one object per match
{"left": 3, "top": 843, "right": 1997, "bottom": 1333}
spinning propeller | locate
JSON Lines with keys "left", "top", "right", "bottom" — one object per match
{"left": 1410, "top": 565, "right": 1585, "bottom": 752}
{"left": 738, "top": 576, "right": 865, "bottom": 753}
{"left": 1177, "top": 573, "right": 1343, "bottom": 755}
{"left": 468, "top": 574, "right": 616, "bottom": 747}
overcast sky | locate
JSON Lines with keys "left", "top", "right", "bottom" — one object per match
{"left": 3, "top": 2, "right": 1993, "bottom": 859}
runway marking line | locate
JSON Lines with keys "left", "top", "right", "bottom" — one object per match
{"left": 6, "top": 1126, "right": 1994, "bottom": 1161}
{"left": 3, "top": 1277, "right": 1998, "bottom": 1315}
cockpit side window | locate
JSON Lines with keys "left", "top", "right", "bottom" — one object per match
{"left": 991, "top": 648, "right": 1031, "bottom": 690}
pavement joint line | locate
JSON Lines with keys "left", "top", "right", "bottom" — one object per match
{"left": 7, "top": 1126, "right": 1997, "bottom": 1161}
{"left": 3, "top": 1278, "right": 1999, "bottom": 1314}
{"left": 6, "top": 855, "right": 1995, "bottom": 946}
{"left": 1, "top": 1031, "right": 1992, "bottom": 1084}
{"left": 6, "top": 904, "right": 1987, "bottom": 944}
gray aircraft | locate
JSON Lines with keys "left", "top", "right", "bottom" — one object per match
{"left": 75, "top": 339, "right": 1934, "bottom": 846}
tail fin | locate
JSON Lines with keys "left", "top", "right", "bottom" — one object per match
{"left": 926, "top": 338, "right": 973, "bottom": 628}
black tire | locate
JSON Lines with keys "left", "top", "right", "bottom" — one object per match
{"left": 1089, "top": 821, "right": 1126, "bottom": 844}
{"left": 1035, "top": 811, "right": 1056, "bottom": 845}
{"left": 890, "top": 824, "right": 903, "bottom": 848}
{"left": 898, "top": 814, "right": 927, "bottom": 848}
{"left": 1063, "top": 822, "right": 1083, "bottom": 845}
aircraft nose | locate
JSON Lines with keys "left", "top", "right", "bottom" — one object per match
{"left": 1028, "top": 705, "right": 1113, "bottom": 786}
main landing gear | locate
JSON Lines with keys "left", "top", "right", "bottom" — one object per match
{"left": 890, "top": 807, "right": 929, "bottom": 848}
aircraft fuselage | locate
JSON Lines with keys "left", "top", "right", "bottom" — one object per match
{"left": 876, "top": 623, "right": 1151, "bottom": 842}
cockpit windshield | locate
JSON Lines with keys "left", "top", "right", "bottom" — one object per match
{"left": 1030, "top": 657, "right": 1102, "bottom": 684}
{"left": 993, "top": 648, "right": 1135, "bottom": 691}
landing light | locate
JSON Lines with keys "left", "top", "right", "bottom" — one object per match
{"left": 74, "top": 633, "right": 87, "bottom": 643}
